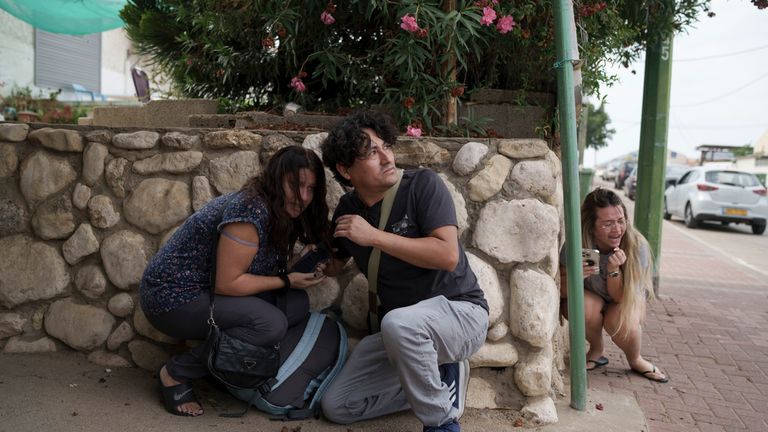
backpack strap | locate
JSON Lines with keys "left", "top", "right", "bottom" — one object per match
{"left": 267, "top": 315, "right": 349, "bottom": 421}
{"left": 305, "top": 319, "right": 348, "bottom": 412}
{"left": 366, "top": 170, "right": 402, "bottom": 334}
{"left": 273, "top": 312, "right": 326, "bottom": 388}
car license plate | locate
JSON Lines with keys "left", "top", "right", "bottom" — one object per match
{"left": 723, "top": 208, "right": 747, "bottom": 216}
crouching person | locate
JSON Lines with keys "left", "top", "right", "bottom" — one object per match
{"left": 319, "top": 110, "right": 489, "bottom": 432}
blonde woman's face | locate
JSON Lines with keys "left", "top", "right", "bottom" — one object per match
{"left": 593, "top": 205, "right": 627, "bottom": 251}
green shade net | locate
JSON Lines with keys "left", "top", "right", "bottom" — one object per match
{"left": 0, "top": 0, "right": 127, "bottom": 35}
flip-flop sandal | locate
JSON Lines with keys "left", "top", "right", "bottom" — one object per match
{"left": 586, "top": 356, "right": 609, "bottom": 371}
{"left": 631, "top": 364, "right": 669, "bottom": 383}
{"left": 159, "top": 375, "right": 203, "bottom": 416}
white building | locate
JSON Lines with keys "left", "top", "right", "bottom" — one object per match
{"left": 731, "top": 129, "right": 768, "bottom": 184}
{"left": 0, "top": 8, "right": 155, "bottom": 102}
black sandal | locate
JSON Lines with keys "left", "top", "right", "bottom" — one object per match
{"left": 159, "top": 376, "right": 203, "bottom": 416}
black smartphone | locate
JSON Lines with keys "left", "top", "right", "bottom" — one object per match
{"left": 289, "top": 246, "right": 331, "bottom": 273}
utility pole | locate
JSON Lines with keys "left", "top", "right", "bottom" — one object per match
{"left": 634, "top": 12, "right": 674, "bottom": 295}
{"left": 553, "top": 0, "right": 587, "bottom": 411}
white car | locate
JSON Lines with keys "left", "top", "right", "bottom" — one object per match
{"left": 663, "top": 167, "right": 768, "bottom": 235}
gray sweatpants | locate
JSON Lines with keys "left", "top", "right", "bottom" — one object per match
{"left": 321, "top": 295, "right": 488, "bottom": 428}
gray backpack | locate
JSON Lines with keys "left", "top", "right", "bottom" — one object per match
{"left": 226, "top": 311, "right": 348, "bottom": 420}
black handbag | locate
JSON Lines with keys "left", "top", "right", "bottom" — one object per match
{"left": 203, "top": 312, "right": 280, "bottom": 391}
{"left": 201, "top": 194, "right": 281, "bottom": 397}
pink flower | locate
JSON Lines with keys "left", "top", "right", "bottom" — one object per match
{"left": 320, "top": 11, "right": 335, "bottom": 25}
{"left": 496, "top": 15, "right": 515, "bottom": 34}
{"left": 290, "top": 76, "right": 306, "bottom": 93}
{"left": 406, "top": 125, "right": 422, "bottom": 137}
{"left": 400, "top": 14, "right": 420, "bottom": 33}
{"left": 480, "top": 6, "right": 497, "bottom": 26}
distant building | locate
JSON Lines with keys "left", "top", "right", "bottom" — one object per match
{"left": 695, "top": 144, "right": 740, "bottom": 165}
{"left": 730, "top": 130, "right": 768, "bottom": 185}
{"left": 0, "top": 9, "right": 159, "bottom": 102}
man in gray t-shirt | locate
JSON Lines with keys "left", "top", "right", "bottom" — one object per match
{"left": 319, "top": 111, "right": 488, "bottom": 432}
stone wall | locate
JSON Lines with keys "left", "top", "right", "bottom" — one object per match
{"left": 0, "top": 121, "right": 566, "bottom": 425}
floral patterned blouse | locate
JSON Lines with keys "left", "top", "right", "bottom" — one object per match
{"left": 140, "top": 191, "right": 280, "bottom": 316}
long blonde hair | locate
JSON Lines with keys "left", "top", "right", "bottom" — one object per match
{"left": 581, "top": 188, "right": 653, "bottom": 336}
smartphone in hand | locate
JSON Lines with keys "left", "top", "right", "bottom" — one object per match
{"left": 581, "top": 249, "right": 600, "bottom": 269}
{"left": 290, "top": 245, "right": 331, "bottom": 273}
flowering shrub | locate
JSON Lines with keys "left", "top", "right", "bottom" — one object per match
{"left": 122, "top": 0, "right": 721, "bottom": 134}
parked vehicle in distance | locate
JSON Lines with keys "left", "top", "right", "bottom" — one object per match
{"left": 614, "top": 160, "right": 636, "bottom": 189}
{"left": 624, "top": 166, "right": 638, "bottom": 200}
{"left": 663, "top": 167, "right": 768, "bottom": 235}
{"left": 664, "top": 164, "right": 690, "bottom": 190}
{"left": 601, "top": 165, "right": 618, "bottom": 181}
{"left": 624, "top": 164, "right": 691, "bottom": 201}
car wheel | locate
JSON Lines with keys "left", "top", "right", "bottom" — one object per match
{"left": 663, "top": 199, "right": 671, "bottom": 220}
{"left": 752, "top": 223, "right": 766, "bottom": 235}
{"left": 684, "top": 203, "right": 699, "bottom": 228}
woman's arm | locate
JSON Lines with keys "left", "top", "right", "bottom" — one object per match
{"left": 559, "top": 261, "right": 600, "bottom": 298}
{"left": 605, "top": 247, "right": 628, "bottom": 302}
{"left": 214, "top": 223, "right": 283, "bottom": 296}
{"left": 214, "top": 223, "right": 324, "bottom": 296}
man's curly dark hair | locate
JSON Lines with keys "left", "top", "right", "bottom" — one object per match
{"left": 321, "top": 110, "right": 399, "bottom": 187}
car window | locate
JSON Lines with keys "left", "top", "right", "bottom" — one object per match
{"left": 705, "top": 171, "right": 761, "bottom": 187}
{"left": 677, "top": 171, "right": 693, "bottom": 184}
{"left": 666, "top": 165, "right": 688, "bottom": 178}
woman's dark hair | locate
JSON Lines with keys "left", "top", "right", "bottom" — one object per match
{"left": 241, "top": 146, "right": 331, "bottom": 256}
{"left": 321, "top": 110, "right": 398, "bottom": 187}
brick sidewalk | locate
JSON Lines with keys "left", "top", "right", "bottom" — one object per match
{"left": 586, "top": 220, "right": 768, "bottom": 431}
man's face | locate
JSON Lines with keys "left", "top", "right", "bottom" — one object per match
{"left": 337, "top": 128, "right": 399, "bottom": 195}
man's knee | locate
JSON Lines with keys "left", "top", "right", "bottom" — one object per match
{"left": 320, "top": 387, "right": 355, "bottom": 424}
{"left": 320, "top": 389, "right": 352, "bottom": 424}
{"left": 380, "top": 308, "right": 422, "bottom": 347}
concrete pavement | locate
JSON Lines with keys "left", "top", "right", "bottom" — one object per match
{"left": 0, "top": 349, "right": 645, "bottom": 432}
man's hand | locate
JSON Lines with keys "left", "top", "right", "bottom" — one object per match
{"left": 334, "top": 214, "right": 380, "bottom": 247}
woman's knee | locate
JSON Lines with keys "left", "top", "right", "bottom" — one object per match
{"left": 583, "top": 292, "right": 605, "bottom": 325}
{"left": 263, "top": 312, "right": 289, "bottom": 342}
{"left": 604, "top": 303, "right": 641, "bottom": 337}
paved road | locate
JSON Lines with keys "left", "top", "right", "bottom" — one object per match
{"left": 586, "top": 181, "right": 768, "bottom": 432}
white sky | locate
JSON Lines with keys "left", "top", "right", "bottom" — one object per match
{"left": 584, "top": 0, "right": 768, "bottom": 168}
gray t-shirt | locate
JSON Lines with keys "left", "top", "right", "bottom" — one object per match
{"left": 559, "top": 243, "right": 649, "bottom": 303}
{"left": 332, "top": 169, "right": 488, "bottom": 318}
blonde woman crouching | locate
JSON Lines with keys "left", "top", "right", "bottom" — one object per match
{"left": 560, "top": 188, "right": 668, "bottom": 383}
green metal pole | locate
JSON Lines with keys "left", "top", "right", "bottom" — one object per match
{"left": 634, "top": 31, "right": 674, "bottom": 296}
{"left": 553, "top": 0, "right": 587, "bottom": 411}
